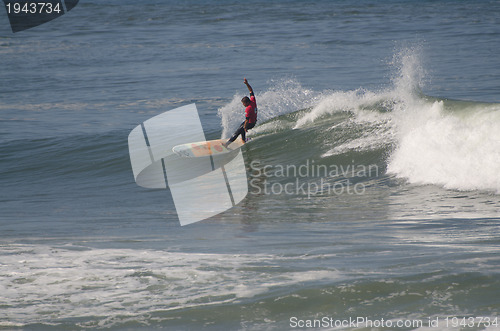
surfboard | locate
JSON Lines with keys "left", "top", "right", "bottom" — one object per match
{"left": 172, "top": 138, "right": 246, "bottom": 158}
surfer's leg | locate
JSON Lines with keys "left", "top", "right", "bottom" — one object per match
{"left": 224, "top": 122, "right": 245, "bottom": 147}
{"left": 241, "top": 127, "right": 246, "bottom": 143}
{"left": 247, "top": 122, "right": 255, "bottom": 130}
{"left": 241, "top": 122, "right": 255, "bottom": 143}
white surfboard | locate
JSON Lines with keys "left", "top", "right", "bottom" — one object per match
{"left": 172, "top": 138, "right": 246, "bottom": 158}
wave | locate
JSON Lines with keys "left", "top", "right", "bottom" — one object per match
{"left": 2, "top": 47, "right": 498, "bottom": 195}
{"left": 218, "top": 47, "right": 500, "bottom": 194}
{"left": 0, "top": 131, "right": 132, "bottom": 187}
{"left": 3, "top": 241, "right": 499, "bottom": 329}
{"left": 0, "top": 243, "right": 343, "bottom": 329}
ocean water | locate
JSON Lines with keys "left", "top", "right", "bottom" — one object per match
{"left": 1, "top": 1, "right": 500, "bottom": 330}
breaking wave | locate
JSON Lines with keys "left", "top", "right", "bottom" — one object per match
{"left": 218, "top": 48, "right": 500, "bottom": 194}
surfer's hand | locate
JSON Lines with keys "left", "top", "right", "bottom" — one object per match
{"left": 244, "top": 78, "right": 249, "bottom": 85}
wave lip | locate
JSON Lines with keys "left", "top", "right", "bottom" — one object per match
{"left": 218, "top": 79, "right": 322, "bottom": 139}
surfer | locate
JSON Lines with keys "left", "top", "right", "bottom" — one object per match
{"left": 223, "top": 78, "right": 257, "bottom": 148}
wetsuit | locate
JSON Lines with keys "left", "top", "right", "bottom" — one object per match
{"left": 227, "top": 93, "right": 257, "bottom": 144}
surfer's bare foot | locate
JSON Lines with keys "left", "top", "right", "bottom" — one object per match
{"left": 222, "top": 141, "right": 229, "bottom": 148}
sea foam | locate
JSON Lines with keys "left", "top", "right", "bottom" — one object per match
{"left": 386, "top": 48, "right": 500, "bottom": 193}
{"left": 387, "top": 101, "right": 500, "bottom": 193}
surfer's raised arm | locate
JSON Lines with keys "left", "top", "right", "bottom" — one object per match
{"left": 244, "top": 78, "right": 254, "bottom": 96}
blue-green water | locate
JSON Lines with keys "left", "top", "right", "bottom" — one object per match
{"left": 1, "top": 1, "right": 499, "bottom": 330}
